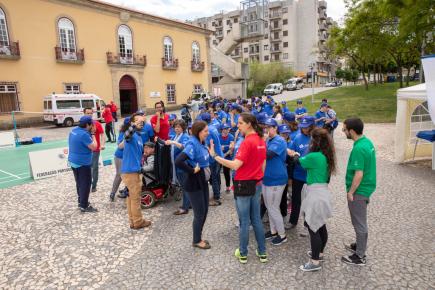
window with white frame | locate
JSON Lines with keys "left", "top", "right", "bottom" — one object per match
{"left": 166, "top": 84, "right": 176, "bottom": 104}
{"left": 410, "top": 101, "right": 435, "bottom": 144}
{"left": 192, "top": 42, "right": 200, "bottom": 63}
{"left": 194, "top": 84, "right": 202, "bottom": 93}
{"left": 283, "top": 53, "right": 288, "bottom": 59}
{"left": 64, "top": 83, "right": 81, "bottom": 94}
{"left": 118, "top": 25, "right": 133, "bottom": 62}
{"left": 164, "top": 36, "right": 173, "bottom": 61}
{"left": 58, "top": 18, "right": 76, "bottom": 59}
{"left": 0, "top": 8, "right": 9, "bottom": 47}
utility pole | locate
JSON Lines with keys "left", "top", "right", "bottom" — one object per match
{"left": 309, "top": 63, "right": 315, "bottom": 103}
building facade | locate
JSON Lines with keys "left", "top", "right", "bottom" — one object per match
{"left": 0, "top": 0, "right": 211, "bottom": 114}
{"left": 193, "top": 0, "right": 336, "bottom": 85}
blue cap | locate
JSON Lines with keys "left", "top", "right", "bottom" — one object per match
{"left": 123, "top": 117, "right": 131, "bottom": 125}
{"left": 267, "top": 95, "right": 272, "bottom": 99}
{"left": 278, "top": 124, "right": 291, "bottom": 134}
{"left": 220, "top": 123, "right": 231, "bottom": 130}
{"left": 256, "top": 112, "right": 268, "bottom": 124}
{"left": 79, "top": 115, "right": 94, "bottom": 125}
{"left": 136, "top": 110, "right": 145, "bottom": 116}
{"left": 299, "top": 116, "right": 315, "bottom": 128}
{"left": 297, "top": 100, "right": 303, "bottom": 104}
{"left": 283, "top": 112, "right": 296, "bottom": 122}
{"left": 199, "top": 105, "right": 205, "bottom": 110}
{"left": 230, "top": 103, "right": 240, "bottom": 110}
{"left": 264, "top": 118, "right": 278, "bottom": 127}
{"left": 281, "top": 101, "right": 287, "bottom": 105}
{"left": 169, "top": 114, "right": 177, "bottom": 121}
{"left": 200, "top": 112, "right": 211, "bottom": 123}
{"left": 320, "top": 102, "right": 328, "bottom": 108}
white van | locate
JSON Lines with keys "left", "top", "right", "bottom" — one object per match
{"left": 43, "top": 94, "right": 106, "bottom": 127}
{"left": 263, "top": 83, "right": 283, "bottom": 95}
{"left": 285, "top": 78, "right": 304, "bottom": 91}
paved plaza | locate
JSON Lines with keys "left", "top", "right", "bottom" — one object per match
{"left": 0, "top": 123, "right": 434, "bottom": 289}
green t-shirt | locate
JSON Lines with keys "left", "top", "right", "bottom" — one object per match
{"left": 299, "top": 152, "right": 329, "bottom": 185}
{"left": 345, "top": 136, "right": 377, "bottom": 197}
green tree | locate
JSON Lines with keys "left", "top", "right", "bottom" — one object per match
{"left": 248, "top": 62, "right": 293, "bottom": 96}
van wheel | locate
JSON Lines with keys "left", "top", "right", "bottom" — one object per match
{"left": 64, "top": 118, "right": 74, "bottom": 127}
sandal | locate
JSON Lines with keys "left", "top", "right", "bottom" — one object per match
{"left": 192, "top": 241, "right": 211, "bottom": 249}
{"left": 173, "top": 209, "right": 188, "bottom": 215}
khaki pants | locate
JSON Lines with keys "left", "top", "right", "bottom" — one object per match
{"left": 121, "top": 173, "right": 144, "bottom": 227}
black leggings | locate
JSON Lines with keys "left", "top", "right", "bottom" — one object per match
{"left": 306, "top": 222, "right": 328, "bottom": 260}
{"left": 105, "top": 122, "right": 114, "bottom": 141}
{"left": 280, "top": 184, "right": 288, "bottom": 217}
{"left": 222, "top": 166, "right": 231, "bottom": 188}
{"left": 186, "top": 188, "right": 209, "bottom": 244}
{"left": 289, "top": 179, "right": 305, "bottom": 225}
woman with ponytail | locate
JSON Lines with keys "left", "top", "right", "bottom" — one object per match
{"left": 288, "top": 128, "right": 336, "bottom": 272}
{"left": 209, "top": 113, "right": 267, "bottom": 264}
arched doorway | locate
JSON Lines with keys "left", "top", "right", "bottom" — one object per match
{"left": 119, "top": 75, "right": 138, "bottom": 115}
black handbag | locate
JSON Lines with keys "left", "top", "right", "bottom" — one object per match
{"left": 233, "top": 180, "right": 258, "bottom": 197}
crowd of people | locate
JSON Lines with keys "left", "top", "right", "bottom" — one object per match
{"left": 68, "top": 95, "right": 376, "bottom": 272}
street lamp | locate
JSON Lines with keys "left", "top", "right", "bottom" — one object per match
{"left": 308, "top": 63, "right": 315, "bottom": 103}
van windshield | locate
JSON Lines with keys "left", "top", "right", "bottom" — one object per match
{"left": 266, "top": 85, "right": 273, "bottom": 89}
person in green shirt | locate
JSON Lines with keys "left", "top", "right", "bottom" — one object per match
{"left": 288, "top": 128, "right": 337, "bottom": 272}
{"left": 341, "top": 117, "right": 376, "bottom": 266}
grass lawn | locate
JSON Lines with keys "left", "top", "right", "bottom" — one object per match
{"left": 284, "top": 82, "right": 419, "bottom": 123}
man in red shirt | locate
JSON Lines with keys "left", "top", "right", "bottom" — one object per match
{"left": 110, "top": 101, "right": 118, "bottom": 122}
{"left": 150, "top": 101, "right": 170, "bottom": 140}
{"left": 84, "top": 107, "right": 105, "bottom": 192}
{"left": 102, "top": 105, "right": 115, "bottom": 143}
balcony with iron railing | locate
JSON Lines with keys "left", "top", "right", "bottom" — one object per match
{"left": 55, "top": 47, "right": 84, "bottom": 64}
{"left": 319, "top": 0, "right": 327, "bottom": 9}
{"left": 0, "top": 42, "right": 21, "bottom": 60}
{"left": 319, "top": 22, "right": 327, "bottom": 31}
{"left": 270, "top": 35, "right": 282, "bottom": 42}
{"left": 327, "top": 17, "right": 333, "bottom": 25}
{"left": 191, "top": 60, "right": 205, "bottom": 72}
{"left": 319, "top": 10, "right": 327, "bottom": 20}
{"left": 269, "top": 11, "right": 281, "bottom": 19}
{"left": 270, "top": 46, "right": 281, "bottom": 53}
{"left": 162, "top": 58, "right": 179, "bottom": 70}
{"left": 106, "top": 52, "right": 146, "bottom": 66}
{"left": 270, "top": 23, "right": 282, "bottom": 31}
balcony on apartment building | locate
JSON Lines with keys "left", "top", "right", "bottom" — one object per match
{"left": 270, "top": 22, "right": 282, "bottom": 31}
{"left": 319, "top": 0, "right": 327, "bottom": 9}
{"left": 191, "top": 60, "right": 205, "bottom": 72}
{"left": 0, "top": 42, "right": 20, "bottom": 60}
{"left": 327, "top": 17, "right": 333, "bottom": 25}
{"left": 231, "top": 48, "right": 241, "bottom": 58}
{"left": 249, "top": 49, "right": 260, "bottom": 56}
{"left": 319, "top": 33, "right": 327, "bottom": 42}
{"left": 55, "top": 47, "right": 85, "bottom": 64}
{"left": 270, "top": 46, "right": 281, "bottom": 53}
{"left": 107, "top": 52, "right": 146, "bottom": 66}
{"left": 318, "top": 44, "right": 327, "bottom": 53}
{"left": 319, "top": 22, "right": 327, "bottom": 31}
{"left": 319, "top": 10, "right": 327, "bottom": 20}
{"left": 162, "top": 58, "right": 179, "bottom": 70}
{"left": 269, "top": 11, "right": 282, "bottom": 19}
{"left": 270, "top": 34, "right": 282, "bottom": 42}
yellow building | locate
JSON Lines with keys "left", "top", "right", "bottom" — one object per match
{"left": 0, "top": 0, "right": 211, "bottom": 115}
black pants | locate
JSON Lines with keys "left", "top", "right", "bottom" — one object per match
{"left": 186, "top": 187, "right": 209, "bottom": 244}
{"left": 280, "top": 184, "right": 288, "bottom": 217}
{"left": 222, "top": 166, "right": 231, "bottom": 188}
{"left": 72, "top": 165, "right": 92, "bottom": 208}
{"left": 306, "top": 222, "right": 328, "bottom": 260}
{"left": 111, "top": 112, "right": 118, "bottom": 122}
{"left": 105, "top": 122, "right": 114, "bottom": 142}
{"left": 289, "top": 179, "right": 305, "bottom": 225}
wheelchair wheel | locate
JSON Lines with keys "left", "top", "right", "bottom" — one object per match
{"left": 141, "top": 190, "right": 156, "bottom": 209}
{"left": 170, "top": 185, "right": 182, "bottom": 202}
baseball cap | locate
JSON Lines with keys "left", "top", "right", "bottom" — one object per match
{"left": 298, "top": 116, "right": 315, "bottom": 128}
{"left": 79, "top": 115, "right": 94, "bottom": 126}
{"left": 144, "top": 141, "right": 155, "bottom": 148}
{"left": 264, "top": 118, "right": 278, "bottom": 127}
{"left": 200, "top": 112, "right": 211, "bottom": 123}
{"left": 283, "top": 112, "right": 296, "bottom": 122}
{"left": 278, "top": 124, "right": 291, "bottom": 134}
{"left": 169, "top": 114, "right": 177, "bottom": 121}
{"left": 136, "top": 110, "right": 145, "bottom": 116}
{"left": 320, "top": 102, "right": 328, "bottom": 108}
{"left": 220, "top": 123, "right": 231, "bottom": 130}
{"left": 296, "top": 100, "right": 303, "bottom": 104}
{"left": 230, "top": 103, "right": 240, "bottom": 110}
{"left": 256, "top": 112, "right": 268, "bottom": 125}
{"left": 123, "top": 117, "right": 131, "bottom": 125}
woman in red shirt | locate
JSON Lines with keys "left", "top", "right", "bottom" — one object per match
{"left": 150, "top": 101, "right": 170, "bottom": 140}
{"left": 102, "top": 105, "right": 115, "bottom": 142}
{"left": 209, "top": 112, "right": 267, "bottom": 264}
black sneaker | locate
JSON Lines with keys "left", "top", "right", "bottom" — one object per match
{"left": 265, "top": 231, "right": 278, "bottom": 240}
{"left": 344, "top": 242, "right": 357, "bottom": 254}
{"left": 80, "top": 205, "right": 98, "bottom": 213}
{"left": 271, "top": 235, "right": 288, "bottom": 246}
{"left": 91, "top": 188, "right": 97, "bottom": 193}
{"left": 341, "top": 253, "right": 366, "bottom": 266}
{"left": 109, "top": 193, "right": 115, "bottom": 202}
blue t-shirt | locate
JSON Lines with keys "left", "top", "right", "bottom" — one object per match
{"left": 229, "top": 114, "right": 239, "bottom": 133}
{"left": 172, "top": 132, "right": 190, "bottom": 160}
{"left": 216, "top": 110, "right": 227, "bottom": 122}
{"left": 206, "top": 124, "right": 223, "bottom": 164}
{"left": 121, "top": 132, "right": 144, "bottom": 173}
{"left": 138, "top": 123, "right": 154, "bottom": 143}
{"left": 182, "top": 136, "right": 210, "bottom": 168}
{"left": 263, "top": 103, "right": 274, "bottom": 116}
{"left": 290, "top": 132, "right": 311, "bottom": 182}
{"left": 169, "top": 127, "right": 176, "bottom": 140}
{"left": 264, "top": 135, "right": 288, "bottom": 186}
{"left": 210, "top": 118, "right": 221, "bottom": 129}
{"left": 68, "top": 127, "right": 93, "bottom": 166}
{"left": 295, "top": 107, "right": 307, "bottom": 116}
{"left": 289, "top": 129, "right": 300, "bottom": 146}
{"left": 114, "top": 132, "right": 125, "bottom": 159}
{"left": 315, "top": 110, "right": 327, "bottom": 127}
{"left": 219, "top": 133, "right": 235, "bottom": 160}
{"left": 282, "top": 107, "right": 290, "bottom": 114}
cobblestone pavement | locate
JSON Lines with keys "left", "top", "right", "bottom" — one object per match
{"left": 0, "top": 124, "right": 434, "bottom": 289}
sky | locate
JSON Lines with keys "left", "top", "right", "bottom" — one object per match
{"left": 101, "top": 0, "right": 347, "bottom": 24}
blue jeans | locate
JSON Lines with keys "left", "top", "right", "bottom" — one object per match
{"left": 234, "top": 184, "right": 266, "bottom": 256}
{"left": 187, "top": 187, "right": 209, "bottom": 244}
{"left": 176, "top": 170, "right": 191, "bottom": 211}
{"left": 210, "top": 161, "right": 221, "bottom": 200}
{"left": 91, "top": 151, "right": 100, "bottom": 190}
{"left": 72, "top": 165, "right": 92, "bottom": 208}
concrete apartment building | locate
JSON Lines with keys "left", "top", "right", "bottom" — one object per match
{"left": 194, "top": 0, "right": 336, "bottom": 86}
{"left": 0, "top": 0, "right": 211, "bottom": 114}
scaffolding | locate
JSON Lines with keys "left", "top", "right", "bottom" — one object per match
{"left": 239, "top": 0, "right": 269, "bottom": 40}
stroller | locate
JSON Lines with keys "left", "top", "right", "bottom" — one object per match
{"left": 140, "top": 139, "right": 182, "bottom": 209}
